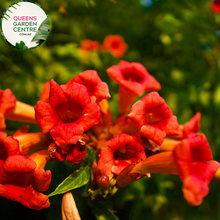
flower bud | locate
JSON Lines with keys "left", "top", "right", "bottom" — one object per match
{"left": 61, "top": 192, "right": 81, "bottom": 220}
{"left": 91, "top": 160, "right": 101, "bottom": 188}
{"left": 109, "top": 177, "right": 116, "bottom": 187}
{"left": 96, "top": 174, "right": 110, "bottom": 191}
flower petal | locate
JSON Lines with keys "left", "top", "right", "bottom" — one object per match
{"left": 173, "top": 135, "right": 219, "bottom": 206}
{"left": 0, "top": 132, "right": 7, "bottom": 142}
{"left": 129, "top": 92, "right": 181, "bottom": 145}
{"left": 182, "top": 112, "right": 201, "bottom": 138}
{"left": 0, "top": 89, "right": 16, "bottom": 115}
{"left": 0, "top": 184, "right": 49, "bottom": 210}
{"left": 127, "top": 100, "right": 146, "bottom": 129}
{"left": 112, "top": 160, "right": 130, "bottom": 175}
{"left": 33, "top": 169, "right": 51, "bottom": 192}
{"left": 97, "top": 148, "right": 115, "bottom": 177}
{"left": 4, "top": 136, "right": 20, "bottom": 156}
{"left": 0, "top": 183, "right": 24, "bottom": 203}
{"left": 21, "top": 185, "right": 50, "bottom": 210}
{"left": 77, "top": 102, "right": 101, "bottom": 131}
{"left": 0, "top": 155, "right": 36, "bottom": 183}
{"left": 50, "top": 123, "right": 84, "bottom": 146}
{"left": 63, "top": 82, "right": 91, "bottom": 107}
{"left": 49, "top": 79, "right": 68, "bottom": 108}
{"left": 66, "top": 143, "right": 86, "bottom": 164}
{"left": 140, "top": 125, "right": 166, "bottom": 146}
{"left": 40, "top": 81, "right": 50, "bottom": 103}
{"left": 3, "top": 155, "right": 36, "bottom": 173}
{"left": 0, "top": 113, "right": 6, "bottom": 131}
{"left": 182, "top": 176, "right": 209, "bottom": 206}
{"left": 35, "top": 101, "right": 62, "bottom": 134}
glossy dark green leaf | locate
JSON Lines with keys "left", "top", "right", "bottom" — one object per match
{"left": 48, "top": 166, "right": 90, "bottom": 197}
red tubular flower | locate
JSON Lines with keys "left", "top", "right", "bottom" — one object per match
{"left": 0, "top": 115, "right": 5, "bottom": 131}
{"left": 210, "top": 0, "right": 220, "bottom": 13}
{"left": 130, "top": 134, "right": 219, "bottom": 206}
{"left": 159, "top": 139, "right": 180, "bottom": 151}
{"left": 116, "top": 164, "right": 144, "bottom": 188}
{"left": 66, "top": 142, "right": 86, "bottom": 164}
{"left": 171, "top": 112, "right": 201, "bottom": 141}
{"left": 48, "top": 141, "right": 86, "bottom": 165}
{"left": 80, "top": 39, "right": 99, "bottom": 51}
{"left": 97, "top": 148, "right": 115, "bottom": 177}
{"left": 102, "top": 35, "right": 128, "bottom": 58}
{"left": 109, "top": 114, "right": 137, "bottom": 137}
{"left": 48, "top": 142, "right": 65, "bottom": 162}
{"left": 79, "top": 40, "right": 100, "bottom": 63}
{"left": 97, "top": 133, "right": 146, "bottom": 177}
{"left": 107, "top": 60, "right": 161, "bottom": 114}
{"left": 65, "top": 70, "right": 111, "bottom": 103}
{"left": 182, "top": 112, "right": 201, "bottom": 139}
{"left": 131, "top": 151, "right": 180, "bottom": 176}
{"left": 173, "top": 134, "right": 219, "bottom": 206}
{"left": 29, "top": 149, "right": 52, "bottom": 170}
{"left": 107, "top": 60, "right": 161, "bottom": 96}
{"left": 4, "top": 101, "right": 36, "bottom": 124}
{"left": 50, "top": 123, "right": 84, "bottom": 146}
{"left": 0, "top": 89, "right": 16, "bottom": 130}
{"left": 15, "top": 132, "right": 53, "bottom": 156}
{"left": 40, "top": 81, "right": 50, "bottom": 103}
{"left": 160, "top": 112, "right": 201, "bottom": 151}
{"left": 0, "top": 89, "right": 36, "bottom": 130}
{"left": 0, "top": 89, "right": 16, "bottom": 115}
{"left": 32, "top": 169, "right": 51, "bottom": 192}
{"left": 0, "top": 133, "right": 51, "bottom": 210}
{"left": 35, "top": 79, "right": 101, "bottom": 146}
{"left": 128, "top": 92, "right": 181, "bottom": 145}
{"left": 0, "top": 184, "right": 50, "bottom": 210}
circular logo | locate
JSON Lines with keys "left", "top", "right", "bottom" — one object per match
{"left": 0, "top": 1, "right": 50, "bottom": 50}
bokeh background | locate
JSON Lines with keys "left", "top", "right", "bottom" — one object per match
{"left": 1, "top": 0, "right": 220, "bottom": 219}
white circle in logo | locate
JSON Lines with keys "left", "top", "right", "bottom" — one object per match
{"left": 0, "top": 1, "right": 50, "bottom": 50}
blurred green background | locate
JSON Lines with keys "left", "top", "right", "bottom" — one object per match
{"left": 1, "top": 0, "right": 220, "bottom": 219}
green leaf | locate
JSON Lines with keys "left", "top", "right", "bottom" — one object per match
{"left": 31, "top": 17, "right": 50, "bottom": 42}
{"left": 48, "top": 166, "right": 90, "bottom": 197}
{"left": 15, "top": 41, "right": 28, "bottom": 50}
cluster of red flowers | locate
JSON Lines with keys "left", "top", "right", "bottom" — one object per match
{"left": 80, "top": 35, "right": 128, "bottom": 58}
{"left": 0, "top": 60, "right": 219, "bottom": 210}
{"left": 0, "top": 89, "right": 51, "bottom": 209}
